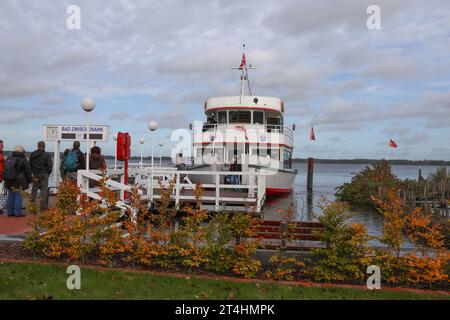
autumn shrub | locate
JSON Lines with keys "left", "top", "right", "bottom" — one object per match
{"left": 371, "top": 189, "right": 405, "bottom": 258}
{"left": 265, "top": 208, "right": 306, "bottom": 281}
{"left": 229, "top": 213, "right": 262, "bottom": 278}
{"left": 122, "top": 179, "right": 175, "bottom": 268}
{"left": 372, "top": 188, "right": 449, "bottom": 287}
{"left": 23, "top": 176, "right": 126, "bottom": 263}
{"left": 428, "top": 166, "right": 448, "bottom": 183}
{"left": 55, "top": 179, "right": 80, "bottom": 214}
{"left": 335, "top": 160, "right": 400, "bottom": 207}
{"left": 22, "top": 190, "right": 43, "bottom": 253}
{"left": 309, "top": 198, "right": 372, "bottom": 282}
{"left": 22, "top": 170, "right": 448, "bottom": 288}
{"left": 203, "top": 212, "right": 234, "bottom": 274}
{"left": 172, "top": 184, "right": 209, "bottom": 270}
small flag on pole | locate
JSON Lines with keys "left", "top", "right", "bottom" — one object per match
{"left": 389, "top": 139, "right": 397, "bottom": 148}
{"left": 239, "top": 53, "right": 246, "bottom": 69}
{"left": 310, "top": 126, "right": 315, "bottom": 141}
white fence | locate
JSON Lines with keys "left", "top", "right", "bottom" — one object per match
{"left": 77, "top": 166, "right": 267, "bottom": 213}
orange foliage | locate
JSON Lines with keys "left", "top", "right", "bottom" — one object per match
{"left": 371, "top": 189, "right": 405, "bottom": 257}
{"left": 372, "top": 188, "right": 449, "bottom": 286}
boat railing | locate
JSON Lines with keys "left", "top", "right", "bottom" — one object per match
{"left": 200, "top": 123, "right": 294, "bottom": 138}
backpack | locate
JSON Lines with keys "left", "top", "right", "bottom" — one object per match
{"left": 64, "top": 151, "right": 78, "bottom": 172}
{"left": 3, "top": 157, "right": 19, "bottom": 181}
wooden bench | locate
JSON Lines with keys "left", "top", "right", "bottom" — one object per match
{"left": 254, "top": 220, "right": 325, "bottom": 252}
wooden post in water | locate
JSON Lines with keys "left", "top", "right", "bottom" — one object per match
{"left": 307, "top": 157, "right": 314, "bottom": 192}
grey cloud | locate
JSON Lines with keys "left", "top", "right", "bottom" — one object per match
{"left": 0, "top": 0, "right": 449, "bottom": 160}
{"left": 0, "top": 105, "right": 74, "bottom": 124}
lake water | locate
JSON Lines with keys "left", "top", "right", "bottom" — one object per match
{"left": 267, "top": 162, "right": 446, "bottom": 248}
{"left": 109, "top": 160, "right": 446, "bottom": 248}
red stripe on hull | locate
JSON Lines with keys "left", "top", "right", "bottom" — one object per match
{"left": 266, "top": 188, "right": 293, "bottom": 195}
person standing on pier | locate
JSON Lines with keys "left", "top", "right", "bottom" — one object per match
{"left": 64, "top": 141, "right": 86, "bottom": 182}
{"left": 29, "top": 141, "right": 53, "bottom": 211}
{"left": 88, "top": 146, "right": 106, "bottom": 188}
{"left": 3, "top": 145, "right": 32, "bottom": 217}
{"left": 59, "top": 149, "right": 70, "bottom": 180}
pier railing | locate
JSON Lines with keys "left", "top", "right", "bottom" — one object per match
{"left": 77, "top": 167, "right": 267, "bottom": 214}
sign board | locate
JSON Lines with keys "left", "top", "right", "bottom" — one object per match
{"left": 43, "top": 125, "right": 109, "bottom": 142}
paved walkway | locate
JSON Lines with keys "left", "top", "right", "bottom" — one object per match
{"left": 0, "top": 212, "right": 34, "bottom": 241}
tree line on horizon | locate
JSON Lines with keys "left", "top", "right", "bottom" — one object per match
{"left": 2, "top": 150, "right": 449, "bottom": 166}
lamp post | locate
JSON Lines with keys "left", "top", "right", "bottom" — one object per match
{"left": 158, "top": 141, "right": 163, "bottom": 167}
{"left": 147, "top": 120, "right": 158, "bottom": 202}
{"left": 81, "top": 97, "right": 96, "bottom": 171}
{"left": 139, "top": 138, "right": 145, "bottom": 169}
{"left": 113, "top": 132, "right": 118, "bottom": 170}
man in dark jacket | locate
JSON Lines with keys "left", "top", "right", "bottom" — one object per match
{"left": 65, "top": 141, "right": 85, "bottom": 182}
{"left": 30, "top": 141, "right": 53, "bottom": 211}
{"left": 4, "top": 145, "right": 32, "bottom": 217}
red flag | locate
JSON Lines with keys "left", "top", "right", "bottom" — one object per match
{"left": 239, "top": 53, "right": 246, "bottom": 69}
{"left": 389, "top": 139, "right": 397, "bottom": 148}
{"left": 310, "top": 126, "right": 315, "bottom": 141}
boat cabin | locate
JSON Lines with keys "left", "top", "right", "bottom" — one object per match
{"left": 193, "top": 96, "right": 294, "bottom": 171}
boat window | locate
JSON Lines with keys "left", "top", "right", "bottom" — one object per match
{"left": 283, "top": 149, "right": 292, "bottom": 169}
{"left": 253, "top": 111, "right": 264, "bottom": 124}
{"left": 218, "top": 111, "right": 227, "bottom": 124}
{"left": 255, "top": 147, "right": 279, "bottom": 160}
{"left": 267, "top": 117, "right": 281, "bottom": 125}
{"left": 229, "top": 111, "right": 251, "bottom": 124}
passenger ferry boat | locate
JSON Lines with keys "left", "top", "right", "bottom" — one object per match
{"left": 188, "top": 49, "right": 297, "bottom": 195}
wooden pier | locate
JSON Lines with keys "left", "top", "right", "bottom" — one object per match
{"left": 379, "top": 179, "right": 449, "bottom": 217}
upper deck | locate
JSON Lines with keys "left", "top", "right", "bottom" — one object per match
{"left": 199, "top": 95, "right": 293, "bottom": 148}
{"left": 205, "top": 96, "right": 284, "bottom": 114}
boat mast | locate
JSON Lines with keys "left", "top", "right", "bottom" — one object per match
{"left": 233, "top": 44, "right": 255, "bottom": 103}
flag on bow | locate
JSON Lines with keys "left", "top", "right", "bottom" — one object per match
{"left": 389, "top": 139, "right": 397, "bottom": 148}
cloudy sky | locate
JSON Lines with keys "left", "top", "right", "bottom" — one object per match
{"left": 0, "top": 0, "right": 449, "bottom": 159}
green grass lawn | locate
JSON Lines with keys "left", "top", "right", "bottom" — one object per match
{"left": 0, "top": 261, "right": 448, "bottom": 300}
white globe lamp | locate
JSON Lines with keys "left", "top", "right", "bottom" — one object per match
{"left": 81, "top": 97, "right": 96, "bottom": 171}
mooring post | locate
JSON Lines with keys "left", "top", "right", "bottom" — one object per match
{"left": 307, "top": 157, "right": 314, "bottom": 192}
{"left": 418, "top": 167, "right": 422, "bottom": 181}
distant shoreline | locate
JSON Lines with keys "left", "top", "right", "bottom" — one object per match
{"left": 3, "top": 150, "right": 449, "bottom": 166}
{"left": 291, "top": 159, "right": 450, "bottom": 166}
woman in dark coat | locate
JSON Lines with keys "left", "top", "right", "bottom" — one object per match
{"left": 3, "top": 145, "right": 32, "bottom": 217}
